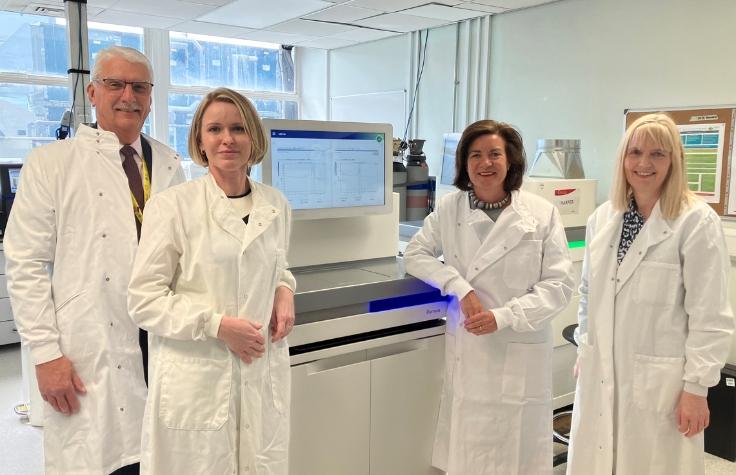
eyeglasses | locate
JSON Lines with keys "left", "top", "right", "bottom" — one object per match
{"left": 94, "top": 78, "right": 153, "bottom": 95}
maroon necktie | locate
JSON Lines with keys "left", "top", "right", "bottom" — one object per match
{"left": 120, "top": 145, "right": 144, "bottom": 240}
{"left": 121, "top": 145, "right": 144, "bottom": 207}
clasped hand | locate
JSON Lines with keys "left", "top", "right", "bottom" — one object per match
{"left": 217, "top": 316, "right": 265, "bottom": 364}
{"left": 460, "top": 290, "right": 498, "bottom": 336}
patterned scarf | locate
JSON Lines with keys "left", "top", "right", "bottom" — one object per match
{"left": 617, "top": 198, "right": 645, "bottom": 265}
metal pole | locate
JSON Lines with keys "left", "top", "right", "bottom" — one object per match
{"left": 64, "top": 0, "right": 91, "bottom": 132}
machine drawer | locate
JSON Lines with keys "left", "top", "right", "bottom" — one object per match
{"left": 0, "top": 297, "right": 12, "bottom": 322}
{"left": 0, "top": 318, "right": 19, "bottom": 345}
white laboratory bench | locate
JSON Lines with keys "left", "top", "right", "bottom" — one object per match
{"left": 0, "top": 242, "right": 20, "bottom": 345}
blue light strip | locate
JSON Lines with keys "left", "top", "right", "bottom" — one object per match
{"left": 368, "top": 290, "right": 451, "bottom": 313}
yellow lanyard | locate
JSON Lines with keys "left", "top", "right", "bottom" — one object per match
{"left": 131, "top": 159, "right": 151, "bottom": 224}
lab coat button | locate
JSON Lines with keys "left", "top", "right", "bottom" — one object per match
{"left": 168, "top": 166, "right": 172, "bottom": 170}
{"left": 272, "top": 209, "right": 276, "bottom": 213}
{"left": 99, "top": 192, "right": 103, "bottom": 197}
{"left": 616, "top": 278, "right": 620, "bottom": 282}
{"left": 457, "top": 223, "right": 461, "bottom": 227}
{"left": 117, "top": 364, "right": 122, "bottom": 369}
{"left": 474, "top": 267, "right": 479, "bottom": 271}
{"left": 503, "top": 246, "right": 507, "bottom": 250}
{"left": 119, "top": 407, "right": 124, "bottom": 412}
{"left": 102, "top": 233, "right": 107, "bottom": 238}
{"left": 105, "top": 277, "right": 110, "bottom": 282}
{"left": 109, "top": 322, "right": 114, "bottom": 327}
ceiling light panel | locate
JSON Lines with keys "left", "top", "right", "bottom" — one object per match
{"left": 199, "top": 0, "right": 332, "bottom": 29}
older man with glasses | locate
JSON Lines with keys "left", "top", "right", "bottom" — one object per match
{"left": 5, "top": 45, "right": 185, "bottom": 475}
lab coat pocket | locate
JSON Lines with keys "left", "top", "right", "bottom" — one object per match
{"left": 502, "top": 342, "right": 552, "bottom": 403}
{"left": 159, "top": 356, "right": 232, "bottom": 430}
{"left": 633, "top": 353, "right": 685, "bottom": 415}
{"left": 634, "top": 261, "right": 680, "bottom": 305}
{"left": 503, "top": 240, "right": 542, "bottom": 290}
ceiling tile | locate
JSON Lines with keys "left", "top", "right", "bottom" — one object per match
{"left": 90, "top": 9, "right": 182, "bottom": 29}
{"left": 403, "top": 4, "right": 486, "bottom": 21}
{"left": 87, "top": 0, "right": 118, "bottom": 7}
{"left": 295, "top": 37, "right": 357, "bottom": 49}
{"left": 331, "top": 27, "right": 401, "bottom": 42}
{"left": 106, "top": 0, "right": 213, "bottom": 20}
{"left": 456, "top": 2, "right": 505, "bottom": 13}
{"left": 239, "top": 29, "right": 318, "bottom": 45}
{"left": 169, "top": 20, "right": 255, "bottom": 37}
{"left": 178, "top": 0, "right": 233, "bottom": 5}
{"left": 470, "top": 0, "right": 552, "bottom": 8}
{"left": 270, "top": 19, "right": 355, "bottom": 36}
{"left": 303, "top": 5, "right": 380, "bottom": 23}
{"left": 199, "top": 0, "right": 332, "bottom": 29}
{"left": 353, "top": 12, "right": 449, "bottom": 32}
{"left": 346, "top": 0, "right": 436, "bottom": 13}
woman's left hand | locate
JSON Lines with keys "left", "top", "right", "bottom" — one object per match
{"left": 675, "top": 390, "right": 710, "bottom": 437}
{"left": 463, "top": 310, "right": 498, "bottom": 336}
{"left": 270, "top": 286, "right": 295, "bottom": 342}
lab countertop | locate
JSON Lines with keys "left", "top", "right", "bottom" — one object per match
{"left": 292, "top": 257, "right": 437, "bottom": 323}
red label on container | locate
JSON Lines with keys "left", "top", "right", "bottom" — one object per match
{"left": 555, "top": 188, "right": 576, "bottom": 196}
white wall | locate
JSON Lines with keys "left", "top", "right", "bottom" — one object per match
{"left": 298, "top": 47, "right": 328, "bottom": 121}
{"left": 324, "top": 28, "right": 458, "bottom": 178}
{"left": 488, "top": 0, "right": 736, "bottom": 202}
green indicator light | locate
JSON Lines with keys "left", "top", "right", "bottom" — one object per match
{"left": 568, "top": 240, "right": 585, "bottom": 249}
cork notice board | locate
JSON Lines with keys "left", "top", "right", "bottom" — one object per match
{"left": 625, "top": 107, "right": 735, "bottom": 216}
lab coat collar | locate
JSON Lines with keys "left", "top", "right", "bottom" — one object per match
{"left": 614, "top": 200, "right": 673, "bottom": 294}
{"left": 466, "top": 189, "right": 538, "bottom": 282}
{"left": 206, "top": 174, "right": 279, "bottom": 248}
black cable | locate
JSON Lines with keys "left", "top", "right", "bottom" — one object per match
{"left": 402, "top": 29, "right": 430, "bottom": 150}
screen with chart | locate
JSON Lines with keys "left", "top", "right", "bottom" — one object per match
{"left": 262, "top": 120, "right": 392, "bottom": 220}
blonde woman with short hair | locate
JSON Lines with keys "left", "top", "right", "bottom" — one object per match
{"left": 128, "top": 87, "right": 295, "bottom": 474}
{"left": 566, "top": 113, "right": 734, "bottom": 474}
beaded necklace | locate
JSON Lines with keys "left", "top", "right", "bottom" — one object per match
{"left": 468, "top": 189, "right": 510, "bottom": 210}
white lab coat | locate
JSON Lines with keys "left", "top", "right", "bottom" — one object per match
{"left": 404, "top": 189, "right": 574, "bottom": 475}
{"left": 566, "top": 199, "right": 734, "bottom": 475}
{"left": 127, "top": 174, "right": 296, "bottom": 475}
{"left": 5, "top": 124, "right": 184, "bottom": 475}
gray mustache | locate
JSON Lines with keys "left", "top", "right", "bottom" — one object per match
{"left": 115, "top": 102, "right": 142, "bottom": 112}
